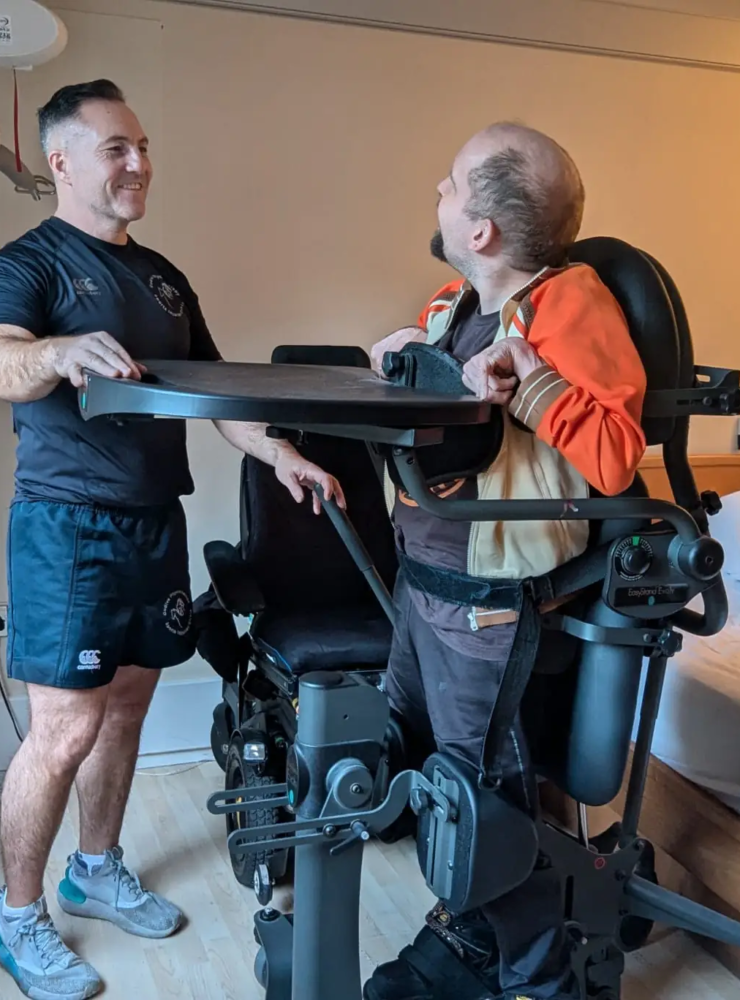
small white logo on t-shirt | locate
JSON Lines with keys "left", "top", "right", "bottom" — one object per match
{"left": 73, "top": 277, "right": 100, "bottom": 296}
{"left": 78, "top": 650, "right": 102, "bottom": 670}
{"left": 150, "top": 275, "right": 185, "bottom": 318}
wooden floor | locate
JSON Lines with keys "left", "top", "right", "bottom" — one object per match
{"left": 1, "top": 759, "right": 738, "bottom": 999}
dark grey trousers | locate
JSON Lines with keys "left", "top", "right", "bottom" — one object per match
{"left": 385, "top": 575, "right": 576, "bottom": 999}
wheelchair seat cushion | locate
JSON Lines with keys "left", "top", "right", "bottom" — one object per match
{"left": 252, "top": 604, "right": 393, "bottom": 675}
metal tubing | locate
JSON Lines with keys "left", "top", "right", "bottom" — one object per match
{"left": 392, "top": 451, "right": 701, "bottom": 542}
{"left": 625, "top": 876, "right": 740, "bottom": 946}
{"left": 314, "top": 485, "right": 395, "bottom": 623}
{"left": 620, "top": 656, "right": 668, "bottom": 845}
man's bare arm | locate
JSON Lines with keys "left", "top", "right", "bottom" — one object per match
{"left": 0, "top": 325, "right": 144, "bottom": 404}
{"left": 213, "top": 419, "right": 346, "bottom": 512}
{"left": 0, "top": 325, "right": 61, "bottom": 403}
{"left": 213, "top": 419, "right": 295, "bottom": 466}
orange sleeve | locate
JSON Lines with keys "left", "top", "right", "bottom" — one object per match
{"left": 416, "top": 280, "right": 465, "bottom": 331}
{"left": 509, "top": 266, "right": 647, "bottom": 497}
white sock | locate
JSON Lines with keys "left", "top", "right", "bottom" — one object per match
{"left": 2, "top": 895, "right": 41, "bottom": 920}
{"left": 77, "top": 851, "right": 108, "bottom": 873}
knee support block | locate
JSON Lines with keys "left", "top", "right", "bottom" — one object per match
{"left": 416, "top": 753, "right": 539, "bottom": 912}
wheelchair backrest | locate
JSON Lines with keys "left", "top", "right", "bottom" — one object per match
{"left": 238, "top": 345, "right": 398, "bottom": 615}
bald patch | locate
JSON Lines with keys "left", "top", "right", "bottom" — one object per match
{"left": 462, "top": 121, "right": 585, "bottom": 271}
{"left": 479, "top": 122, "right": 581, "bottom": 212}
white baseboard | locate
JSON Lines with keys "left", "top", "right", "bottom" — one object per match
{"left": 0, "top": 674, "right": 223, "bottom": 773}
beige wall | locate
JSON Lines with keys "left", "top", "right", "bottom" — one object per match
{"left": 2, "top": 0, "right": 740, "bottom": 690}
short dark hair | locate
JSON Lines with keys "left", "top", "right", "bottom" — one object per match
{"left": 465, "top": 145, "right": 585, "bottom": 271}
{"left": 37, "top": 79, "right": 125, "bottom": 154}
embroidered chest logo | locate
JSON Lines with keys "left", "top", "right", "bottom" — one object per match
{"left": 73, "top": 277, "right": 100, "bottom": 296}
{"left": 163, "top": 590, "right": 192, "bottom": 636}
{"left": 150, "top": 275, "right": 185, "bottom": 318}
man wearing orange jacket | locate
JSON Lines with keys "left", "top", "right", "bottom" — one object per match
{"left": 364, "top": 122, "right": 647, "bottom": 1000}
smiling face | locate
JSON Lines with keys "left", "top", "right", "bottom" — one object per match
{"left": 47, "top": 99, "right": 152, "bottom": 235}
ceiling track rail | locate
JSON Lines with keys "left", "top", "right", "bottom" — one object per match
{"left": 153, "top": 0, "right": 740, "bottom": 73}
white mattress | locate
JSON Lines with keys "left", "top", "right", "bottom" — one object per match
{"left": 633, "top": 492, "right": 740, "bottom": 814}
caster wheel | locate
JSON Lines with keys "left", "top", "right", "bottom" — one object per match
{"left": 254, "top": 862, "right": 274, "bottom": 906}
{"left": 254, "top": 947, "right": 268, "bottom": 989}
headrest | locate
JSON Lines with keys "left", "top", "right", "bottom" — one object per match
{"left": 568, "top": 236, "right": 681, "bottom": 446}
{"left": 271, "top": 344, "right": 371, "bottom": 368}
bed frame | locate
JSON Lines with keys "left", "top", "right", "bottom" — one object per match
{"left": 543, "top": 452, "right": 740, "bottom": 976}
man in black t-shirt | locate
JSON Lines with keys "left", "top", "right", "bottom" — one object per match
{"left": 0, "top": 79, "right": 344, "bottom": 1000}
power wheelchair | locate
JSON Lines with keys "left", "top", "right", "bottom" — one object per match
{"left": 193, "top": 344, "right": 399, "bottom": 897}
{"left": 76, "top": 235, "right": 740, "bottom": 1000}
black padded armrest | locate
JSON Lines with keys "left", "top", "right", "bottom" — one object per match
{"left": 203, "top": 540, "right": 266, "bottom": 616}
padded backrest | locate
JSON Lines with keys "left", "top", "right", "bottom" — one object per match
{"left": 568, "top": 236, "right": 681, "bottom": 446}
{"left": 638, "top": 249, "right": 705, "bottom": 525}
{"left": 238, "top": 345, "right": 398, "bottom": 614}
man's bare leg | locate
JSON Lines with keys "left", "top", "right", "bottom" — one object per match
{"left": 58, "top": 665, "right": 181, "bottom": 940}
{"left": 0, "top": 684, "right": 109, "bottom": 907}
{"left": 75, "top": 665, "right": 160, "bottom": 855}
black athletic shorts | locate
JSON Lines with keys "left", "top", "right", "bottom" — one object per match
{"left": 5, "top": 498, "right": 196, "bottom": 689}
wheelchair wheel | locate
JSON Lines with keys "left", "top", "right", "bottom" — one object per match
{"left": 224, "top": 732, "right": 285, "bottom": 891}
{"left": 211, "top": 702, "right": 231, "bottom": 772}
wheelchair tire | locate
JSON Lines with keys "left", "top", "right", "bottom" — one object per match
{"left": 225, "top": 733, "right": 283, "bottom": 890}
{"left": 211, "top": 702, "right": 231, "bottom": 772}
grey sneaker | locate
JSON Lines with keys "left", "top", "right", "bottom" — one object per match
{"left": 0, "top": 888, "right": 102, "bottom": 1000}
{"left": 57, "top": 847, "right": 182, "bottom": 939}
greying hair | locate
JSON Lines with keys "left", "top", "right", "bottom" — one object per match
{"left": 38, "top": 79, "right": 125, "bottom": 155}
{"left": 464, "top": 142, "right": 585, "bottom": 271}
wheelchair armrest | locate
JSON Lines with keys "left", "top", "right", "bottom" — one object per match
{"left": 203, "top": 540, "right": 266, "bottom": 616}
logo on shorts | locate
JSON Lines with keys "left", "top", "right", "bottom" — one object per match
{"left": 78, "top": 650, "right": 102, "bottom": 671}
{"left": 150, "top": 275, "right": 185, "bottom": 318}
{"left": 164, "top": 591, "right": 192, "bottom": 636}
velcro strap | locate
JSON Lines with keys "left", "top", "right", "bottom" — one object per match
{"left": 528, "top": 542, "right": 611, "bottom": 606}
{"left": 398, "top": 553, "right": 522, "bottom": 612}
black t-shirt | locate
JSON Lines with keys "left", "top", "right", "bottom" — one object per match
{"left": 393, "top": 296, "right": 507, "bottom": 656}
{"left": 439, "top": 296, "right": 501, "bottom": 362}
{"left": 393, "top": 296, "right": 501, "bottom": 575}
{"left": 0, "top": 217, "right": 222, "bottom": 508}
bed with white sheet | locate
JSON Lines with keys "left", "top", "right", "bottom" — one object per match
{"left": 635, "top": 555, "right": 740, "bottom": 815}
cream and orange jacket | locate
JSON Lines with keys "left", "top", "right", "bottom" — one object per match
{"left": 386, "top": 263, "right": 648, "bottom": 582}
